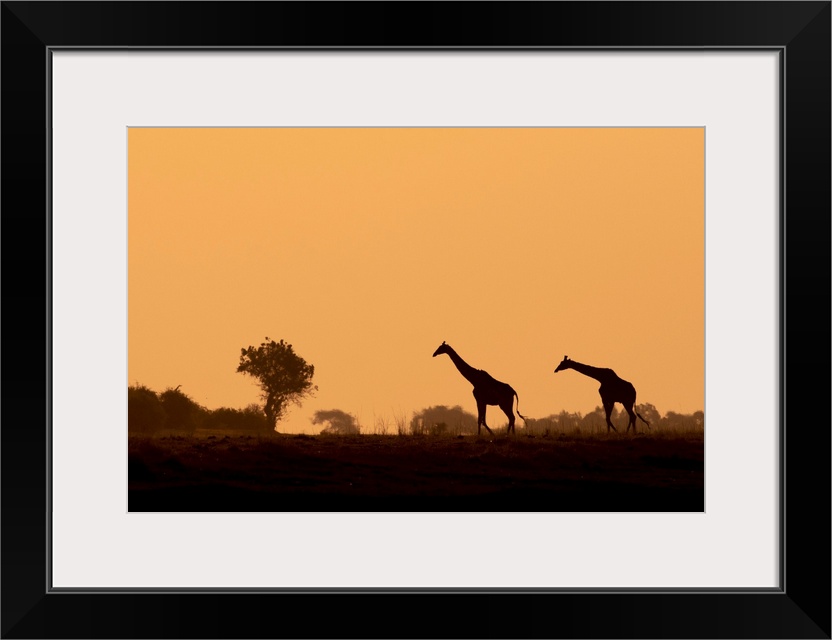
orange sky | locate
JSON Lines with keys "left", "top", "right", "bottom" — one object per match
{"left": 128, "top": 128, "right": 703, "bottom": 433}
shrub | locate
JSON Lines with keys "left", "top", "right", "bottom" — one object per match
{"left": 410, "top": 405, "right": 477, "bottom": 436}
{"left": 203, "top": 404, "right": 271, "bottom": 433}
{"left": 660, "top": 411, "right": 704, "bottom": 433}
{"left": 159, "top": 386, "right": 204, "bottom": 433}
{"left": 128, "top": 384, "right": 165, "bottom": 434}
{"left": 313, "top": 409, "right": 360, "bottom": 435}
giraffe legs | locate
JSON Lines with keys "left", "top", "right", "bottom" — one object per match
{"left": 625, "top": 405, "right": 638, "bottom": 433}
{"left": 500, "top": 401, "right": 516, "bottom": 434}
{"left": 475, "top": 398, "right": 493, "bottom": 436}
{"left": 602, "top": 399, "right": 618, "bottom": 433}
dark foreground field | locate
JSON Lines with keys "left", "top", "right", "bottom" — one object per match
{"left": 129, "top": 431, "right": 703, "bottom": 512}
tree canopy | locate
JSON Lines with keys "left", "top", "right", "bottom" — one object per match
{"left": 313, "top": 409, "right": 360, "bottom": 435}
{"left": 410, "top": 405, "right": 478, "bottom": 436}
{"left": 236, "top": 337, "right": 317, "bottom": 429}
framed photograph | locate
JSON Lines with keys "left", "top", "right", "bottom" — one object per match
{"left": 3, "top": 2, "right": 829, "bottom": 638}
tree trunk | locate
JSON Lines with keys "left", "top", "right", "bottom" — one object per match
{"left": 264, "top": 393, "right": 280, "bottom": 431}
{"left": 264, "top": 400, "right": 276, "bottom": 430}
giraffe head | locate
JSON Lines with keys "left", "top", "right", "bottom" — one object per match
{"left": 554, "top": 355, "right": 572, "bottom": 373}
{"left": 432, "top": 341, "right": 451, "bottom": 357}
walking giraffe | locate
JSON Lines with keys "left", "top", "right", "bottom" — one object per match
{"left": 554, "top": 356, "right": 650, "bottom": 433}
{"left": 432, "top": 341, "right": 528, "bottom": 435}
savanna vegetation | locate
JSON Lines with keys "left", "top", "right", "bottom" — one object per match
{"left": 236, "top": 338, "right": 317, "bottom": 430}
{"left": 128, "top": 383, "right": 703, "bottom": 439}
{"left": 128, "top": 383, "right": 271, "bottom": 435}
{"left": 129, "top": 337, "right": 703, "bottom": 512}
{"left": 128, "top": 390, "right": 704, "bottom": 513}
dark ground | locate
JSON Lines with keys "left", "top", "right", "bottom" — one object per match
{"left": 128, "top": 431, "right": 704, "bottom": 512}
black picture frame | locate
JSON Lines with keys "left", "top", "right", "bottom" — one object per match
{"left": 2, "top": 2, "right": 829, "bottom": 638}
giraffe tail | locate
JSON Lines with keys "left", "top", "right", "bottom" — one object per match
{"left": 636, "top": 411, "right": 651, "bottom": 429}
{"left": 515, "top": 392, "right": 529, "bottom": 425}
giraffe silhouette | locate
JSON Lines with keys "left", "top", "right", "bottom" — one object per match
{"left": 432, "top": 341, "right": 528, "bottom": 435}
{"left": 554, "top": 355, "right": 650, "bottom": 433}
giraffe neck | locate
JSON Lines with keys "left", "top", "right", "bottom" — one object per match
{"left": 566, "top": 360, "right": 608, "bottom": 383}
{"left": 444, "top": 347, "right": 480, "bottom": 386}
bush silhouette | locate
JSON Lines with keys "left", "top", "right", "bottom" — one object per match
{"left": 410, "top": 405, "right": 477, "bottom": 436}
{"left": 203, "top": 404, "right": 270, "bottom": 433}
{"left": 128, "top": 384, "right": 165, "bottom": 434}
{"left": 313, "top": 409, "right": 360, "bottom": 435}
{"left": 159, "top": 386, "right": 204, "bottom": 433}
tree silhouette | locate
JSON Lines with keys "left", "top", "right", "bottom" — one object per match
{"left": 410, "top": 405, "right": 478, "bottom": 436}
{"left": 236, "top": 338, "right": 317, "bottom": 430}
{"left": 313, "top": 409, "right": 360, "bottom": 435}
